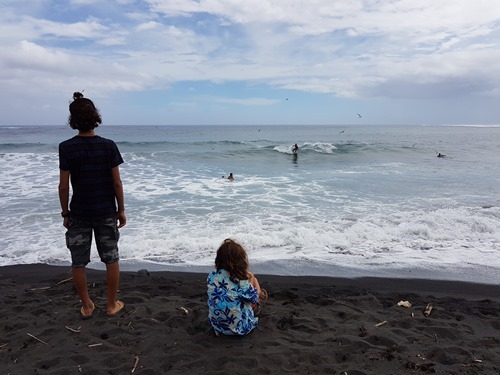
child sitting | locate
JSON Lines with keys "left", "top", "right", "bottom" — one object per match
{"left": 207, "top": 238, "right": 267, "bottom": 336}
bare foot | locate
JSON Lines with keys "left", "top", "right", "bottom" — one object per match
{"left": 107, "top": 300, "right": 125, "bottom": 317}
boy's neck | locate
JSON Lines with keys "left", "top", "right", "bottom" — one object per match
{"left": 78, "top": 130, "right": 96, "bottom": 137}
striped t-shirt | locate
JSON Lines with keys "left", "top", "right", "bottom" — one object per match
{"left": 59, "top": 135, "right": 124, "bottom": 221}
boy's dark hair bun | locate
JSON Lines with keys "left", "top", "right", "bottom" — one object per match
{"left": 68, "top": 91, "right": 100, "bottom": 131}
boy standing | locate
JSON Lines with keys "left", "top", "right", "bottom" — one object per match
{"left": 59, "top": 92, "right": 126, "bottom": 319}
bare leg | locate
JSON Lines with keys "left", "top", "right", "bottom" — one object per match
{"left": 72, "top": 267, "right": 94, "bottom": 316}
{"left": 105, "top": 261, "right": 124, "bottom": 315}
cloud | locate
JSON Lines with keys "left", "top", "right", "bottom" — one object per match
{"left": 0, "top": 39, "right": 156, "bottom": 100}
{"left": 136, "top": 21, "right": 161, "bottom": 31}
{"left": 140, "top": 0, "right": 500, "bottom": 99}
{"left": 1, "top": 0, "right": 500, "bottom": 124}
{"left": 0, "top": 14, "right": 112, "bottom": 44}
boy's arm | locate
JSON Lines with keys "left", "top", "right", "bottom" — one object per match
{"left": 112, "top": 166, "right": 126, "bottom": 228}
{"left": 58, "top": 170, "right": 71, "bottom": 228}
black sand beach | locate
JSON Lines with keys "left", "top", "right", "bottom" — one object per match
{"left": 1, "top": 264, "right": 499, "bottom": 374}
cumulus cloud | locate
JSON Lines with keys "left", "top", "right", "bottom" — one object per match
{"left": 0, "top": 0, "right": 500, "bottom": 124}
{"left": 140, "top": 0, "right": 500, "bottom": 100}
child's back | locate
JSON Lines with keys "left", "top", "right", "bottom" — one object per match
{"left": 207, "top": 268, "right": 259, "bottom": 336}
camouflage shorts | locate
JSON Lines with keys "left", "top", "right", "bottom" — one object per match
{"left": 65, "top": 217, "right": 120, "bottom": 267}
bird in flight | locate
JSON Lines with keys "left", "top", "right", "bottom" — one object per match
{"left": 357, "top": 113, "right": 362, "bottom": 118}
{"left": 339, "top": 130, "right": 345, "bottom": 134}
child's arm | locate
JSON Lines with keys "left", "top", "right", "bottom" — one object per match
{"left": 247, "top": 272, "right": 261, "bottom": 295}
{"left": 240, "top": 273, "right": 259, "bottom": 304}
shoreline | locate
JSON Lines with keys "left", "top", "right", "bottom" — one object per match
{"left": 29, "top": 258, "right": 500, "bottom": 285}
{"left": 1, "top": 263, "right": 500, "bottom": 299}
{"left": 1, "top": 263, "right": 499, "bottom": 374}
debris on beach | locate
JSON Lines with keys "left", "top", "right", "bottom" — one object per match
{"left": 397, "top": 300, "right": 412, "bottom": 308}
{"left": 423, "top": 303, "right": 433, "bottom": 317}
{"left": 178, "top": 306, "right": 189, "bottom": 315}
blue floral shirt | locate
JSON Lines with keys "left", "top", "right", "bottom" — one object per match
{"left": 207, "top": 269, "right": 259, "bottom": 336}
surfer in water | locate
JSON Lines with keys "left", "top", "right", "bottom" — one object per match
{"left": 292, "top": 144, "right": 299, "bottom": 153}
{"left": 227, "top": 173, "right": 234, "bottom": 181}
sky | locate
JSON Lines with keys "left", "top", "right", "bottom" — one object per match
{"left": 1, "top": 0, "right": 500, "bottom": 126}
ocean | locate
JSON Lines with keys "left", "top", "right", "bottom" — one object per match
{"left": 1, "top": 125, "right": 499, "bottom": 283}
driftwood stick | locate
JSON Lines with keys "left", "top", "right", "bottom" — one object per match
{"left": 30, "top": 286, "right": 51, "bottom": 291}
{"left": 374, "top": 320, "right": 387, "bottom": 327}
{"left": 27, "top": 333, "right": 48, "bottom": 345}
{"left": 88, "top": 343, "right": 103, "bottom": 348}
{"left": 57, "top": 277, "right": 73, "bottom": 285}
{"left": 65, "top": 326, "right": 81, "bottom": 333}
{"left": 127, "top": 306, "right": 145, "bottom": 315}
{"left": 0, "top": 343, "right": 9, "bottom": 349}
{"left": 131, "top": 356, "right": 140, "bottom": 373}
